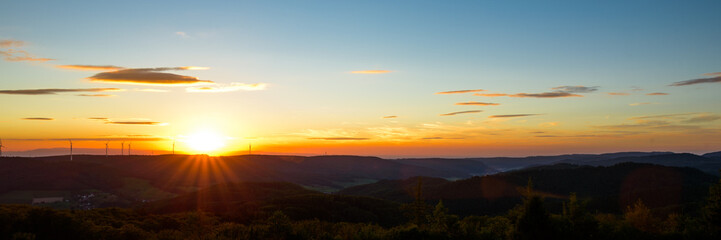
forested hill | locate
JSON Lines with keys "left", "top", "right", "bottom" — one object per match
{"left": 338, "top": 163, "right": 719, "bottom": 216}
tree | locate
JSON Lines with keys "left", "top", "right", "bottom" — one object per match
{"left": 513, "top": 178, "right": 554, "bottom": 240}
{"left": 624, "top": 198, "right": 659, "bottom": 233}
{"left": 428, "top": 200, "right": 458, "bottom": 234}
{"left": 401, "top": 177, "right": 430, "bottom": 226}
{"left": 703, "top": 171, "right": 721, "bottom": 236}
{"left": 561, "top": 193, "right": 597, "bottom": 239}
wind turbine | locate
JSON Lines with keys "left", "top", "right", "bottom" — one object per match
{"left": 105, "top": 141, "right": 109, "bottom": 158}
{"left": 0, "top": 138, "right": 5, "bottom": 157}
{"left": 128, "top": 142, "right": 132, "bottom": 156}
{"left": 121, "top": 142, "right": 125, "bottom": 156}
{"left": 248, "top": 143, "right": 252, "bottom": 155}
{"left": 172, "top": 138, "right": 175, "bottom": 155}
{"left": 69, "top": 139, "right": 73, "bottom": 161}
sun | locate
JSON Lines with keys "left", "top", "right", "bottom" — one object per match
{"left": 185, "top": 129, "right": 226, "bottom": 153}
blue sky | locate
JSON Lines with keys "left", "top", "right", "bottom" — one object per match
{"left": 1, "top": 1, "right": 720, "bottom": 156}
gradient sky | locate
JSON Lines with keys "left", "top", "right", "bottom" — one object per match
{"left": 1, "top": 1, "right": 720, "bottom": 157}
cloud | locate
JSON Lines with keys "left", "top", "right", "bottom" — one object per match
{"left": 682, "top": 115, "right": 721, "bottom": 123}
{"left": 455, "top": 101, "right": 500, "bottom": 106}
{"left": 350, "top": 70, "right": 391, "bottom": 74}
{"left": 88, "top": 117, "right": 108, "bottom": 120}
{"left": 629, "top": 102, "right": 656, "bottom": 106}
{"left": 105, "top": 121, "right": 166, "bottom": 125}
{"left": 12, "top": 137, "right": 166, "bottom": 142}
{"left": 186, "top": 82, "right": 267, "bottom": 92}
{"left": 88, "top": 67, "right": 212, "bottom": 85}
{"left": 595, "top": 120, "right": 703, "bottom": 132}
{"left": 175, "top": 32, "right": 189, "bottom": 38}
{"left": 21, "top": 118, "right": 54, "bottom": 121}
{"left": 607, "top": 92, "right": 630, "bottom": 96}
{"left": 670, "top": 73, "right": 721, "bottom": 86}
{"left": 510, "top": 92, "right": 582, "bottom": 98}
{"left": 56, "top": 65, "right": 124, "bottom": 71}
{"left": 473, "top": 85, "right": 595, "bottom": 98}
{"left": 0, "top": 40, "right": 54, "bottom": 62}
{"left": 631, "top": 113, "right": 696, "bottom": 120}
{"left": 551, "top": 86, "right": 599, "bottom": 93}
{"left": 646, "top": 92, "right": 669, "bottom": 96}
{"left": 436, "top": 89, "right": 485, "bottom": 94}
{"left": 474, "top": 93, "right": 509, "bottom": 97}
{"left": 382, "top": 116, "right": 398, "bottom": 119}
{"left": 440, "top": 110, "right": 482, "bottom": 116}
{"left": 0, "top": 88, "right": 122, "bottom": 95}
{"left": 0, "top": 40, "right": 25, "bottom": 48}
{"left": 307, "top": 137, "right": 370, "bottom": 140}
{"left": 489, "top": 114, "right": 540, "bottom": 118}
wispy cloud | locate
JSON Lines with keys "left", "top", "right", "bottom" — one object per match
{"left": 607, "top": 92, "right": 630, "bottom": 96}
{"left": 77, "top": 94, "right": 115, "bottom": 97}
{"left": 0, "top": 40, "right": 24, "bottom": 48}
{"left": 21, "top": 117, "right": 54, "bottom": 121}
{"left": 106, "top": 121, "right": 166, "bottom": 125}
{"left": 11, "top": 137, "right": 167, "bottom": 142}
{"left": 629, "top": 102, "right": 657, "bottom": 106}
{"left": 382, "top": 116, "right": 398, "bottom": 119}
{"left": 646, "top": 92, "right": 669, "bottom": 96}
{"left": 436, "top": 89, "right": 485, "bottom": 94}
{"left": 455, "top": 101, "right": 500, "bottom": 106}
{"left": 88, "top": 117, "right": 108, "bottom": 120}
{"left": 186, "top": 82, "right": 267, "bottom": 92}
{"left": 175, "top": 31, "right": 189, "bottom": 38}
{"left": 0, "top": 88, "right": 122, "bottom": 95}
{"left": 473, "top": 85, "right": 595, "bottom": 98}
{"left": 56, "top": 65, "right": 124, "bottom": 71}
{"left": 551, "top": 86, "right": 599, "bottom": 93}
{"left": 0, "top": 39, "right": 54, "bottom": 62}
{"left": 350, "top": 70, "right": 391, "bottom": 74}
{"left": 511, "top": 92, "right": 581, "bottom": 98}
{"left": 631, "top": 113, "right": 697, "bottom": 120}
{"left": 489, "top": 114, "right": 540, "bottom": 118}
{"left": 682, "top": 114, "right": 721, "bottom": 123}
{"left": 88, "top": 67, "right": 212, "bottom": 85}
{"left": 307, "top": 137, "right": 370, "bottom": 140}
{"left": 440, "top": 110, "right": 482, "bottom": 116}
{"left": 670, "top": 73, "right": 721, "bottom": 86}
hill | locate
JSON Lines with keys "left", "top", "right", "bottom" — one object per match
{"left": 338, "top": 162, "right": 718, "bottom": 216}
{"left": 144, "top": 182, "right": 405, "bottom": 226}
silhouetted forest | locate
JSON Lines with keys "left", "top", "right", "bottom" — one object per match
{"left": 2, "top": 174, "right": 721, "bottom": 240}
{"left": 2, "top": 153, "right": 721, "bottom": 239}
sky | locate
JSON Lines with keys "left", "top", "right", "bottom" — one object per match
{"left": 1, "top": 0, "right": 720, "bottom": 157}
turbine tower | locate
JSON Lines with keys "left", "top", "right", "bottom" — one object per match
{"left": 105, "top": 142, "right": 109, "bottom": 158}
{"left": 172, "top": 138, "right": 175, "bottom": 155}
{"left": 0, "top": 138, "right": 5, "bottom": 157}
{"left": 248, "top": 143, "right": 252, "bottom": 155}
{"left": 69, "top": 139, "right": 73, "bottom": 161}
{"left": 128, "top": 142, "right": 132, "bottom": 156}
{"left": 121, "top": 142, "right": 125, "bottom": 156}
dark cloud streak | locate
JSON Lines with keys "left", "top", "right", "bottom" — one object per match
{"left": 0, "top": 88, "right": 121, "bottom": 95}
{"left": 440, "top": 110, "right": 482, "bottom": 116}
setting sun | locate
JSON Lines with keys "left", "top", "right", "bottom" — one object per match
{"left": 184, "top": 130, "right": 226, "bottom": 153}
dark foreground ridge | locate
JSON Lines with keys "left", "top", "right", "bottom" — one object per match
{"left": 1, "top": 151, "right": 720, "bottom": 239}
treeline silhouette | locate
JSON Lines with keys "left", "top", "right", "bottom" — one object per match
{"left": 2, "top": 175, "right": 721, "bottom": 240}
